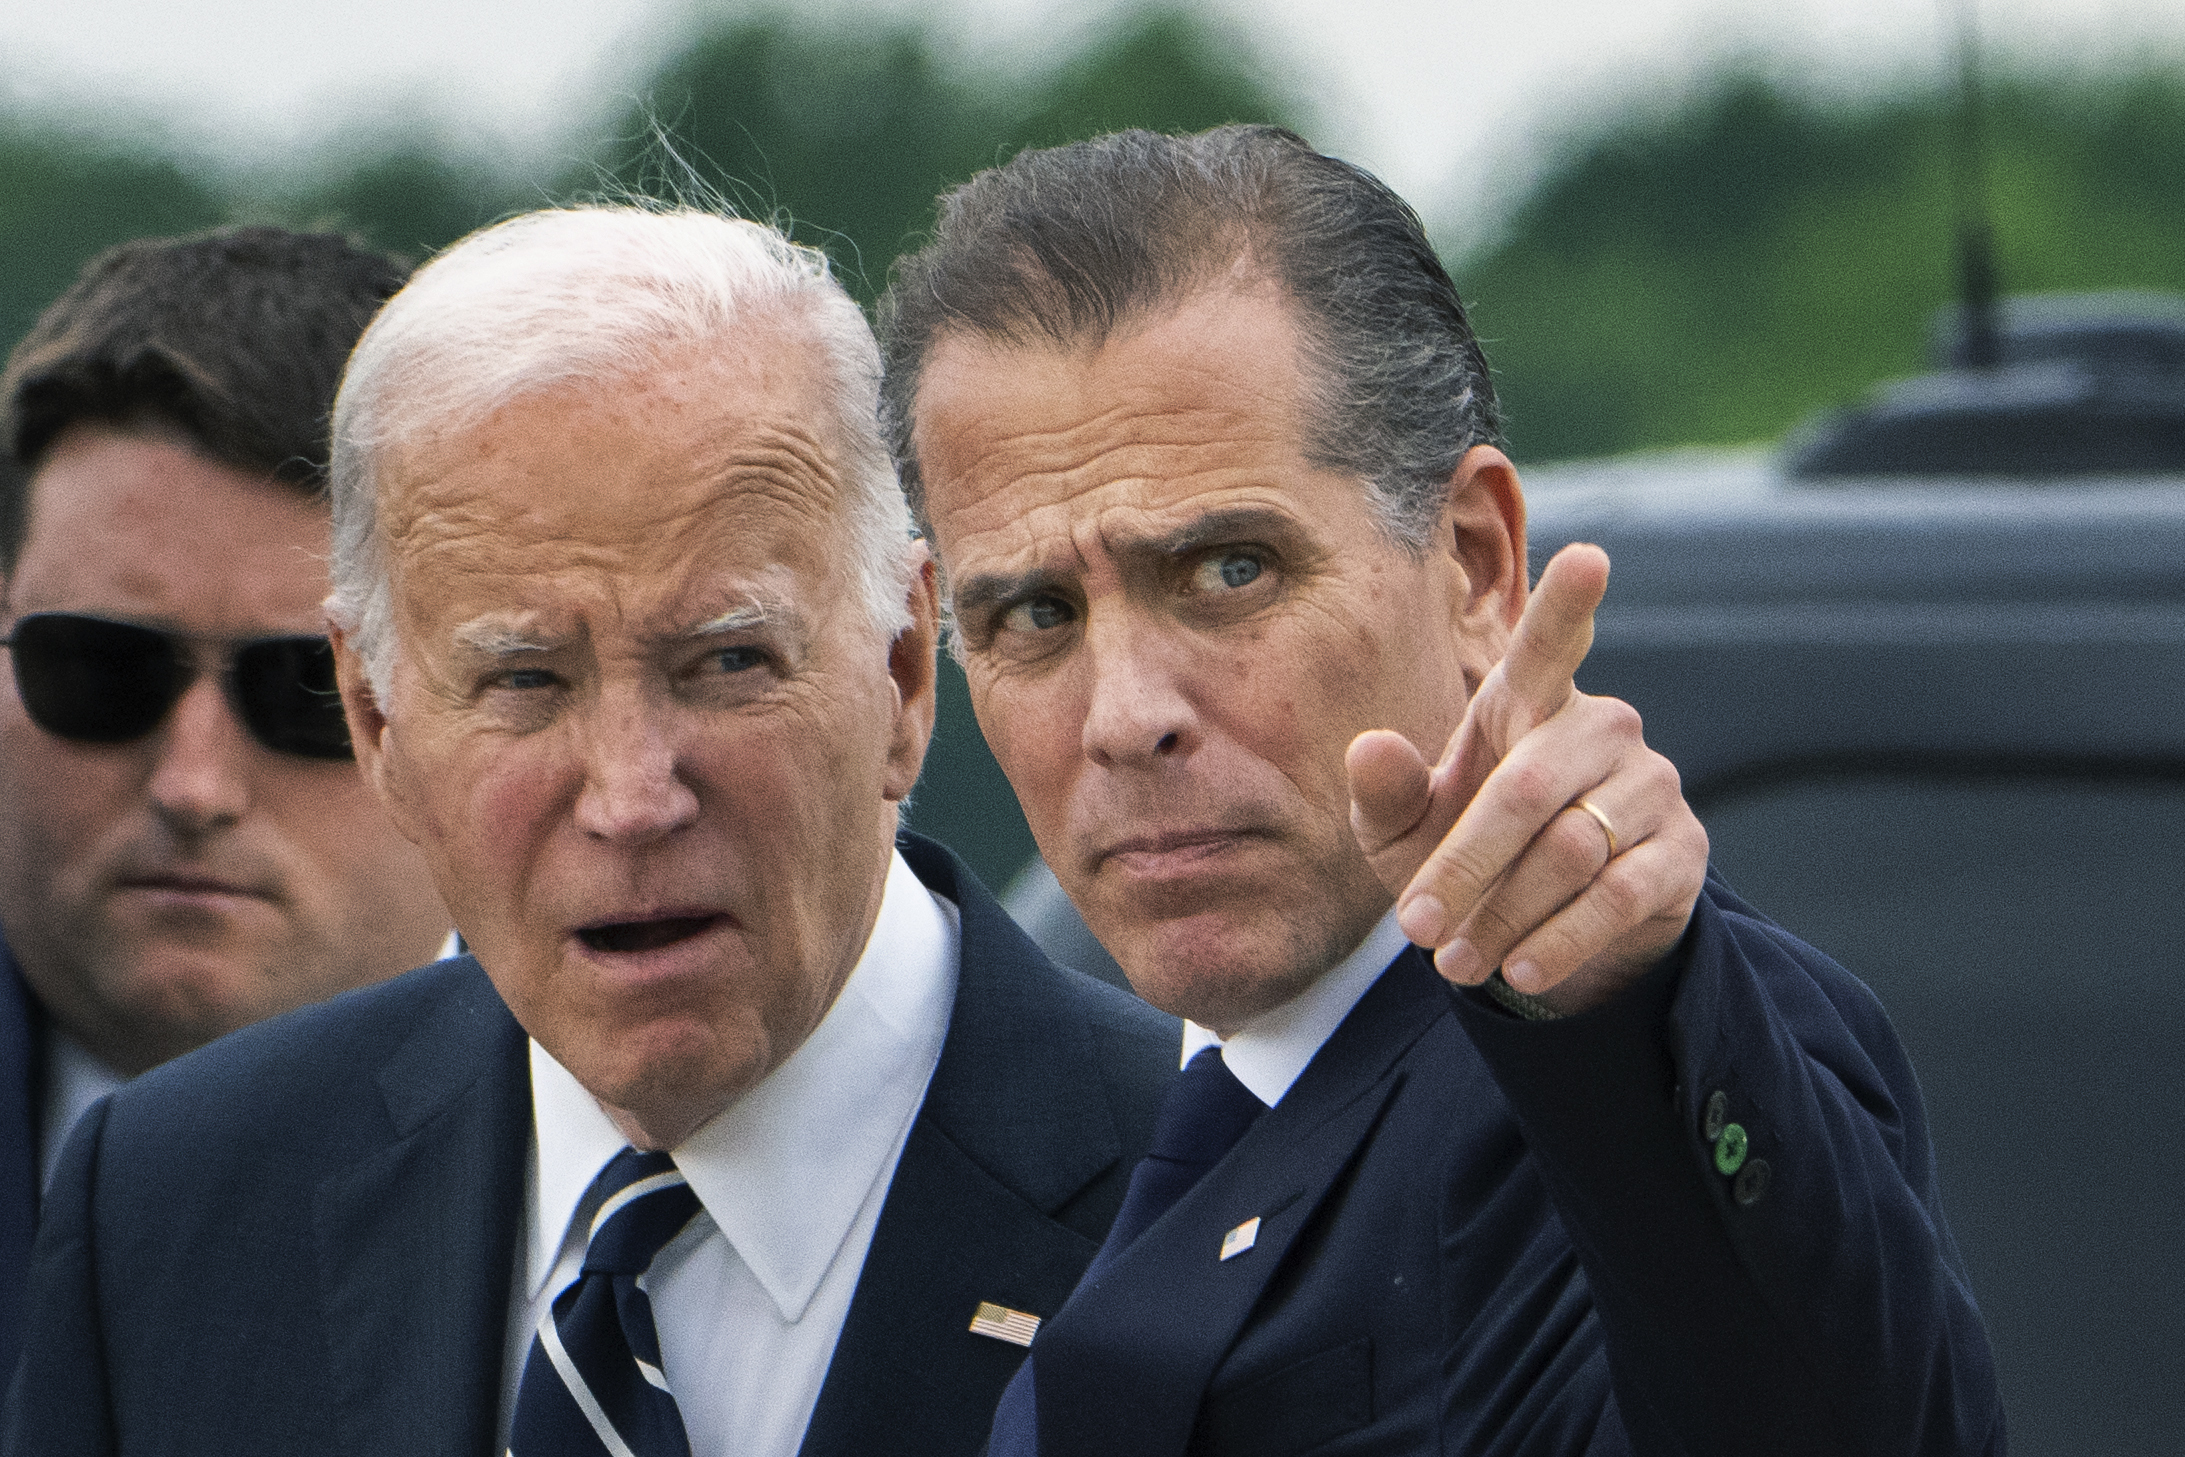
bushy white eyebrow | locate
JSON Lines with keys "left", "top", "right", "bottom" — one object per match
{"left": 686, "top": 603, "right": 772, "bottom": 636}
{"left": 447, "top": 600, "right": 790, "bottom": 658}
{"left": 453, "top": 615, "right": 559, "bottom": 656}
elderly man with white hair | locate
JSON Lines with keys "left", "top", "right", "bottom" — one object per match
{"left": 2, "top": 206, "right": 1176, "bottom": 1457}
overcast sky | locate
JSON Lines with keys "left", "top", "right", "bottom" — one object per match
{"left": 4, "top": 0, "right": 2182, "bottom": 239}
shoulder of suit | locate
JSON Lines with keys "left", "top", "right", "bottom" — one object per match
{"left": 1043, "top": 960, "right": 1177, "bottom": 1050}
{"left": 900, "top": 829, "right": 1179, "bottom": 1057}
{"left": 1025, "top": 964, "right": 1179, "bottom": 1144}
{"left": 106, "top": 956, "right": 510, "bottom": 1135}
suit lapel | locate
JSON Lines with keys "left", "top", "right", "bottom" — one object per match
{"left": 800, "top": 835, "right": 1170, "bottom": 1457}
{"left": 1034, "top": 950, "right": 1450, "bottom": 1457}
{"left": 889, "top": 837, "right": 1137, "bottom": 1217}
{"left": 314, "top": 959, "right": 531, "bottom": 1457}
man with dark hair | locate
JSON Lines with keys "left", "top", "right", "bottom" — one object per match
{"left": 0, "top": 227, "right": 452, "bottom": 1377}
{"left": 881, "top": 126, "right": 2004, "bottom": 1454}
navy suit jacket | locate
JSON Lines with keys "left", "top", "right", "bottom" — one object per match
{"left": 1025, "top": 876, "right": 2005, "bottom": 1456}
{"left": 0, "top": 947, "right": 36, "bottom": 1387}
{"left": 3, "top": 833, "right": 1178, "bottom": 1457}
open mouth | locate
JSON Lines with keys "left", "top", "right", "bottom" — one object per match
{"left": 576, "top": 916, "right": 722, "bottom": 954}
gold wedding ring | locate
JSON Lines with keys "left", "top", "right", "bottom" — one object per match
{"left": 1573, "top": 797, "right": 1619, "bottom": 860}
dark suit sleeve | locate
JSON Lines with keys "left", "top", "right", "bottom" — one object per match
{"left": 3, "top": 1097, "right": 118, "bottom": 1457}
{"left": 1447, "top": 874, "right": 2005, "bottom": 1456}
{"left": 0, "top": 963, "right": 41, "bottom": 1385}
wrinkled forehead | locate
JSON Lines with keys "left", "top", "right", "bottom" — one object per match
{"left": 377, "top": 349, "right": 858, "bottom": 608}
{"left": 912, "top": 282, "right": 1311, "bottom": 538}
{"left": 389, "top": 319, "right": 837, "bottom": 463}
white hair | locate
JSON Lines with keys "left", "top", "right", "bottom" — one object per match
{"left": 327, "top": 204, "right": 916, "bottom": 699}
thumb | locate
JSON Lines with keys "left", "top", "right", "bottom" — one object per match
{"left": 1348, "top": 729, "right": 1433, "bottom": 889}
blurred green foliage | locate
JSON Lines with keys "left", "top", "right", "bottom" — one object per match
{"left": 3, "top": 12, "right": 2182, "bottom": 887}
{"left": 591, "top": 7, "right": 1301, "bottom": 300}
{"left": 0, "top": 118, "right": 227, "bottom": 342}
{"left": 284, "top": 142, "right": 522, "bottom": 261}
{"left": 1460, "top": 69, "right": 2185, "bottom": 461}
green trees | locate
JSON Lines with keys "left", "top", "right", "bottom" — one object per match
{"left": 0, "top": 118, "right": 226, "bottom": 341}
{"left": 588, "top": 9, "right": 1301, "bottom": 302}
{"left": 1458, "top": 69, "right": 2185, "bottom": 461}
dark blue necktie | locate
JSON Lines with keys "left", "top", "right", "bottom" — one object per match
{"left": 509, "top": 1148, "right": 704, "bottom": 1457}
{"left": 987, "top": 1045, "right": 1268, "bottom": 1456}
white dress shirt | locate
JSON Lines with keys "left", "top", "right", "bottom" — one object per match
{"left": 501, "top": 850, "right": 960, "bottom": 1457}
{"left": 39, "top": 1026, "right": 125, "bottom": 1190}
{"left": 1181, "top": 909, "right": 1409, "bottom": 1107}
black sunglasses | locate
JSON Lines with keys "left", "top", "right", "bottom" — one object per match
{"left": 1, "top": 612, "right": 352, "bottom": 760}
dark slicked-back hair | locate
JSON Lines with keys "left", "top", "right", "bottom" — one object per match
{"left": 0, "top": 226, "right": 410, "bottom": 573}
{"left": 877, "top": 124, "right": 1502, "bottom": 550}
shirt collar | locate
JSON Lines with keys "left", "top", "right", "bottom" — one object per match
{"left": 529, "top": 849, "right": 960, "bottom": 1322}
{"left": 1181, "top": 908, "right": 1408, "bottom": 1107}
{"left": 40, "top": 1024, "right": 127, "bottom": 1191}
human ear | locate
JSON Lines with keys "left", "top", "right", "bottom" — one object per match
{"left": 1437, "top": 444, "right": 1529, "bottom": 692}
{"left": 327, "top": 619, "right": 423, "bottom": 845}
{"left": 881, "top": 546, "right": 941, "bottom": 802}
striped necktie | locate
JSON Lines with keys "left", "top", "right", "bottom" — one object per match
{"left": 986, "top": 1045, "right": 1268, "bottom": 1456}
{"left": 509, "top": 1148, "right": 703, "bottom": 1457}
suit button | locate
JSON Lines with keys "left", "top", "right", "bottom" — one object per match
{"left": 1713, "top": 1122, "right": 1749, "bottom": 1176}
{"left": 1702, "top": 1089, "right": 1728, "bottom": 1142}
{"left": 1734, "top": 1158, "right": 1772, "bottom": 1206}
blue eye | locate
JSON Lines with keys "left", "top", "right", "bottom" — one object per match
{"left": 1194, "top": 552, "right": 1263, "bottom": 591}
{"left": 505, "top": 669, "right": 556, "bottom": 690}
{"left": 1001, "top": 597, "right": 1073, "bottom": 633}
{"left": 714, "top": 646, "right": 765, "bottom": 673}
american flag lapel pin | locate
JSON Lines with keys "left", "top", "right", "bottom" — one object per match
{"left": 1219, "top": 1216, "right": 1261, "bottom": 1261}
{"left": 969, "top": 1301, "right": 1042, "bottom": 1347}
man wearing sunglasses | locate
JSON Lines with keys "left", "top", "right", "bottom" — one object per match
{"left": 0, "top": 228, "right": 453, "bottom": 1380}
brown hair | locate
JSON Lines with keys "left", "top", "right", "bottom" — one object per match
{"left": 878, "top": 125, "right": 1501, "bottom": 549}
{"left": 0, "top": 225, "right": 409, "bottom": 572}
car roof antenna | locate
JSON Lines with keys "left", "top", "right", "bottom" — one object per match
{"left": 1947, "top": 0, "right": 2003, "bottom": 369}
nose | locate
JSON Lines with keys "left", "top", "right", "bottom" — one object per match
{"left": 146, "top": 676, "right": 253, "bottom": 837}
{"left": 572, "top": 688, "right": 699, "bottom": 843}
{"left": 1079, "top": 610, "right": 1197, "bottom": 770}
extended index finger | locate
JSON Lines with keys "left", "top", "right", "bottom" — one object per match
{"left": 1500, "top": 543, "right": 1610, "bottom": 731}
